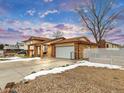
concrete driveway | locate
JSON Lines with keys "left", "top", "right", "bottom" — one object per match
{"left": 0, "top": 58, "right": 76, "bottom": 89}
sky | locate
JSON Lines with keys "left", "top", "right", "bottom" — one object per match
{"left": 0, "top": 0, "right": 124, "bottom": 44}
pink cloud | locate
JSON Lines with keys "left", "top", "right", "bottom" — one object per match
{"left": 0, "top": 28, "right": 5, "bottom": 32}
{"left": 54, "top": 24, "right": 73, "bottom": 30}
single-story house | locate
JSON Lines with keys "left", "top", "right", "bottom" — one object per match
{"left": 24, "top": 36, "right": 121, "bottom": 59}
{"left": 24, "top": 36, "right": 97, "bottom": 59}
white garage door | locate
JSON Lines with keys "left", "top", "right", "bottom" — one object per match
{"left": 56, "top": 46, "right": 74, "bottom": 59}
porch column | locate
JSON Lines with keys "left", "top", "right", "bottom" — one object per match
{"left": 34, "top": 45, "right": 37, "bottom": 57}
{"left": 47, "top": 45, "right": 52, "bottom": 58}
{"left": 39, "top": 46, "right": 41, "bottom": 57}
{"left": 52, "top": 45, "right": 55, "bottom": 57}
{"left": 40, "top": 45, "right": 43, "bottom": 58}
{"left": 27, "top": 45, "right": 30, "bottom": 57}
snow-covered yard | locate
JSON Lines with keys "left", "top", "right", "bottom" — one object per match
{"left": 24, "top": 60, "right": 123, "bottom": 80}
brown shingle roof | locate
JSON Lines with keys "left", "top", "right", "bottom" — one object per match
{"left": 43, "top": 37, "right": 66, "bottom": 45}
{"left": 23, "top": 36, "right": 96, "bottom": 45}
{"left": 52, "top": 36, "right": 96, "bottom": 45}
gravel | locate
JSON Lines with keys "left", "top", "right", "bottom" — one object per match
{"left": 15, "top": 66, "right": 124, "bottom": 93}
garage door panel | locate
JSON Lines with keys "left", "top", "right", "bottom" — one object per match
{"left": 56, "top": 46, "right": 74, "bottom": 59}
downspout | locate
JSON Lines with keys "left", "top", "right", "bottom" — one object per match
{"left": 77, "top": 42, "right": 79, "bottom": 59}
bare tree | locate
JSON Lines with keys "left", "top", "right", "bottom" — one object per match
{"left": 76, "top": 0, "right": 124, "bottom": 47}
{"left": 52, "top": 31, "right": 64, "bottom": 39}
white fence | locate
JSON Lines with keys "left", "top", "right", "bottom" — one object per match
{"left": 84, "top": 48, "right": 124, "bottom": 66}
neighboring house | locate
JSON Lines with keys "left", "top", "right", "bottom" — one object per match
{"left": 105, "top": 42, "right": 121, "bottom": 48}
{"left": 4, "top": 44, "right": 19, "bottom": 50}
{"left": 93, "top": 40, "right": 121, "bottom": 48}
{"left": 24, "top": 36, "right": 97, "bottom": 59}
{"left": 4, "top": 44, "right": 20, "bottom": 56}
{"left": 3, "top": 43, "right": 27, "bottom": 56}
{"left": 16, "top": 42, "right": 26, "bottom": 50}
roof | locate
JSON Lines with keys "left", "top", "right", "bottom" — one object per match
{"left": 44, "top": 37, "right": 66, "bottom": 45}
{"left": 106, "top": 41, "right": 121, "bottom": 47}
{"left": 23, "top": 36, "right": 50, "bottom": 42}
{"left": 51, "top": 36, "right": 96, "bottom": 45}
{"left": 23, "top": 36, "right": 97, "bottom": 45}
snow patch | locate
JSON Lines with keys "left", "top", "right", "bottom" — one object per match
{"left": 0, "top": 57, "right": 41, "bottom": 63}
{"left": 0, "top": 57, "right": 21, "bottom": 60}
{"left": 24, "top": 61, "right": 122, "bottom": 81}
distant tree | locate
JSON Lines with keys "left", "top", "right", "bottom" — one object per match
{"left": 76, "top": 0, "right": 124, "bottom": 47}
{"left": 52, "top": 31, "right": 64, "bottom": 39}
{"left": 0, "top": 44, "right": 4, "bottom": 50}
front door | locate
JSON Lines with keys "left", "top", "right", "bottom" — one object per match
{"left": 35, "top": 46, "right": 41, "bottom": 57}
{"left": 43, "top": 45, "right": 48, "bottom": 57}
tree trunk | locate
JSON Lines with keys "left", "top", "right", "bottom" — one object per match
{"left": 97, "top": 40, "right": 106, "bottom": 48}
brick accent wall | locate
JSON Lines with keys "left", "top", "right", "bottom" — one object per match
{"left": 75, "top": 43, "right": 98, "bottom": 60}
{"left": 47, "top": 45, "right": 52, "bottom": 57}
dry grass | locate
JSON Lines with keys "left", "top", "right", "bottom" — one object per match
{"left": 15, "top": 66, "right": 124, "bottom": 93}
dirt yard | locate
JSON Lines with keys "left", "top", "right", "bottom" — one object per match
{"left": 15, "top": 66, "right": 124, "bottom": 93}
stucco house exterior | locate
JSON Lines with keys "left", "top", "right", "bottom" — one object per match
{"left": 24, "top": 36, "right": 97, "bottom": 59}
{"left": 23, "top": 36, "right": 50, "bottom": 57}
{"left": 45, "top": 37, "right": 97, "bottom": 59}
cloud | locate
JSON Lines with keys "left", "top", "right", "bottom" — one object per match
{"left": 103, "top": 26, "right": 124, "bottom": 43}
{"left": 0, "top": 27, "right": 25, "bottom": 44}
{"left": 27, "top": 9, "right": 36, "bottom": 16}
{"left": 3, "top": 20, "right": 33, "bottom": 30}
{"left": 4, "top": 20, "right": 89, "bottom": 38}
{"left": 1, "top": 19, "right": 123, "bottom": 44}
{"left": 44, "top": 0, "right": 53, "bottom": 3}
{"left": 0, "top": 19, "right": 88, "bottom": 44}
{"left": 38, "top": 9, "right": 58, "bottom": 18}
